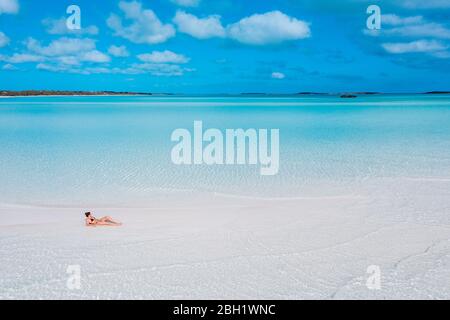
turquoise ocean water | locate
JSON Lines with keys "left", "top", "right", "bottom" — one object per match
{"left": 1, "top": 94, "right": 450, "bottom": 207}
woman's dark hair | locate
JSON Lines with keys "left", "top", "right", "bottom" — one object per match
{"left": 84, "top": 212, "right": 91, "bottom": 217}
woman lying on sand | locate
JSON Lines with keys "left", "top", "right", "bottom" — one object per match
{"left": 85, "top": 212, "right": 122, "bottom": 226}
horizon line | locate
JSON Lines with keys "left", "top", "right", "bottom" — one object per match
{"left": 1, "top": 90, "right": 450, "bottom": 96}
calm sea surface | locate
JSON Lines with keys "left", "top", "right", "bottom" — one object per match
{"left": 1, "top": 94, "right": 450, "bottom": 207}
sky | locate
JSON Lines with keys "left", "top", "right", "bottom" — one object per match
{"left": 0, "top": 0, "right": 450, "bottom": 93}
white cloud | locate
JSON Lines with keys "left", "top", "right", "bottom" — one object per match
{"left": 108, "top": 45, "right": 129, "bottom": 57}
{"left": 382, "top": 14, "right": 423, "bottom": 26}
{"left": 107, "top": 1, "right": 175, "bottom": 44}
{"left": 0, "top": 0, "right": 18, "bottom": 14}
{"left": 24, "top": 37, "right": 110, "bottom": 63}
{"left": 129, "top": 63, "right": 190, "bottom": 76}
{"left": 36, "top": 62, "right": 193, "bottom": 77}
{"left": 399, "top": 0, "right": 450, "bottom": 9}
{"left": 0, "top": 31, "right": 9, "bottom": 47}
{"left": 80, "top": 50, "right": 111, "bottom": 63}
{"left": 36, "top": 63, "right": 112, "bottom": 75}
{"left": 2, "top": 63, "right": 17, "bottom": 70}
{"left": 271, "top": 72, "right": 285, "bottom": 79}
{"left": 125, "top": 63, "right": 194, "bottom": 76}
{"left": 170, "top": 0, "right": 200, "bottom": 7}
{"left": 382, "top": 40, "right": 448, "bottom": 54}
{"left": 26, "top": 37, "right": 97, "bottom": 56}
{"left": 173, "top": 10, "right": 225, "bottom": 39}
{"left": 42, "top": 17, "right": 99, "bottom": 35}
{"left": 1, "top": 37, "right": 111, "bottom": 74}
{"left": 387, "top": 23, "right": 450, "bottom": 39}
{"left": 37, "top": 63, "right": 76, "bottom": 73}
{"left": 137, "top": 50, "right": 189, "bottom": 63}
{"left": 377, "top": 14, "right": 450, "bottom": 40}
{"left": 364, "top": 13, "right": 450, "bottom": 58}
{"left": 18, "top": 37, "right": 191, "bottom": 76}
{"left": 4, "top": 53, "right": 44, "bottom": 63}
{"left": 227, "top": 11, "right": 310, "bottom": 45}
{"left": 55, "top": 56, "right": 79, "bottom": 66}
{"left": 172, "top": 10, "right": 310, "bottom": 45}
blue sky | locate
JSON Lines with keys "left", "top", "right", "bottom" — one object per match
{"left": 0, "top": 0, "right": 450, "bottom": 93}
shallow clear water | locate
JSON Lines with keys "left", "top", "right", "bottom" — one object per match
{"left": 1, "top": 94, "right": 450, "bottom": 207}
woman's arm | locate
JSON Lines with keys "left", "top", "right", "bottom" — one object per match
{"left": 86, "top": 218, "right": 96, "bottom": 227}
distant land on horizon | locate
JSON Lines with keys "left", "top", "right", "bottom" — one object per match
{"left": 1, "top": 90, "right": 450, "bottom": 97}
{"left": 0, "top": 90, "right": 154, "bottom": 97}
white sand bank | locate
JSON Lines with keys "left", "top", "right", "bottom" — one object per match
{"left": 1, "top": 178, "right": 450, "bottom": 299}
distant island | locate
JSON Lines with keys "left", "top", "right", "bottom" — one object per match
{"left": 296, "top": 92, "right": 327, "bottom": 95}
{"left": 297, "top": 92, "right": 380, "bottom": 97}
{"left": 0, "top": 90, "right": 152, "bottom": 97}
{"left": 2, "top": 90, "right": 449, "bottom": 97}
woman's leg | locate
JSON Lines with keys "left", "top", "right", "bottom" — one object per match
{"left": 95, "top": 221, "right": 121, "bottom": 226}
{"left": 99, "top": 216, "right": 121, "bottom": 224}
